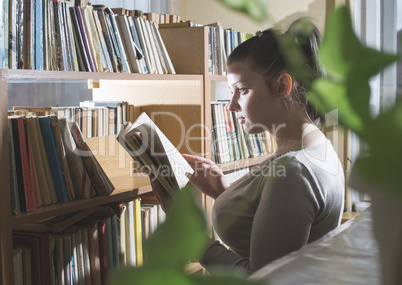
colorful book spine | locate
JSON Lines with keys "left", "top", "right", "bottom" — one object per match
{"left": 75, "top": 6, "right": 96, "bottom": 71}
{"left": 38, "top": 116, "right": 69, "bottom": 203}
{"left": 35, "top": 0, "right": 44, "bottom": 70}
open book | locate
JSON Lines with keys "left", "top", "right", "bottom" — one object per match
{"left": 117, "top": 112, "right": 194, "bottom": 195}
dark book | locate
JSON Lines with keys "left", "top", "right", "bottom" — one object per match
{"left": 75, "top": 6, "right": 96, "bottom": 71}
{"left": 16, "top": 0, "right": 24, "bottom": 69}
{"left": 8, "top": 118, "right": 21, "bottom": 215}
{"left": 97, "top": 218, "right": 109, "bottom": 285}
{"left": 38, "top": 116, "right": 69, "bottom": 203}
{"left": 69, "top": 6, "right": 90, "bottom": 71}
{"left": 23, "top": 0, "right": 35, "bottom": 70}
{"left": 96, "top": 10, "right": 119, "bottom": 72}
{"left": 61, "top": 1, "right": 76, "bottom": 71}
{"left": 10, "top": 117, "right": 26, "bottom": 212}
{"left": 20, "top": 117, "right": 40, "bottom": 211}
{"left": 13, "top": 231, "right": 52, "bottom": 285}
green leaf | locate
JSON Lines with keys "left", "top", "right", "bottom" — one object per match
{"left": 354, "top": 101, "right": 402, "bottom": 197}
{"left": 308, "top": 79, "right": 365, "bottom": 135}
{"left": 111, "top": 267, "right": 194, "bottom": 285}
{"left": 216, "top": 0, "right": 268, "bottom": 22}
{"left": 144, "top": 186, "right": 210, "bottom": 268}
{"left": 312, "top": 6, "right": 398, "bottom": 137}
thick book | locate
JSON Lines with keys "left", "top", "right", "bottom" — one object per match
{"left": 69, "top": 121, "right": 115, "bottom": 196}
{"left": 58, "top": 118, "right": 95, "bottom": 199}
{"left": 117, "top": 112, "right": 193, "bottom": 196}
{"left": 14, "top": 116, "right": 40, "bottom": 211}
{"left": 26, "top": 117, "right": 54, "bottom": 205}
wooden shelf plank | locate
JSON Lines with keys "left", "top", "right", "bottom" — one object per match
{"left": 0, "top": 69, "right": 202, "bottom": 82}
{"left": 11, "top": 174, "right": 152, "bottom": 227}
{"left": 218, "top": 155, "right": 272, "bottom": 173}
{"left": 208, "top": 74, "right": 227, "bottom": 82}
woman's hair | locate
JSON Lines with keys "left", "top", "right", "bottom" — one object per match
{"left": 227, "top": 19, "right": 324, "bottom": 123}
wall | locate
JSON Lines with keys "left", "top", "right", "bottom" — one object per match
{"left": 179, "top": 0, "right": 349, "bottom": 34}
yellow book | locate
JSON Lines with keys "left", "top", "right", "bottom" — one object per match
{"left": 134, "top": 198, "right": 143, "bottom": 266}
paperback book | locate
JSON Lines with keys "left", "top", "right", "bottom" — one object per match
{"left": 117, "top": 112, "right": 193, "bottom": 196}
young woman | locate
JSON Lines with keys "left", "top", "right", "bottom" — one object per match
{"left": 151, "top": 20, "right": 345, "bottom": 275}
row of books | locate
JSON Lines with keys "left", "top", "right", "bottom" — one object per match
{"left": 110, "top": 8, "right": 182, "bottom": 26}
{"left": 8, "top": 114, "right": 114, "bottom": 215}
{"left": 211, "top": 101, "right": 277, "bottom": 164}
{"left": 161, "top": 21, "right": 252, "bottom": 75}
{"left": 12, "top": 200, "right": 166, "bottom": 285}
{"left": 10, "top": 100, "right": 135, "bottom": 139}
{"left": 207, "top": 24, "right": 252, "bottom": 75}
{"left": 0, "top": 0, "right": 175, "bottom": 74}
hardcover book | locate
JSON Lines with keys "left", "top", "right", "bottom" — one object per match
{"left": 117, "top": 112, "right": 193, "bottom": 196}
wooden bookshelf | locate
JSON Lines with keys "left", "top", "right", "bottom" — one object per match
{"left": 0, "top": 67, "right": 205, "bottom": 284}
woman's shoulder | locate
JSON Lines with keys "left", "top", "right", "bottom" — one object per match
{"left": 269, "top": 139, "right": 342, "bottom": 176}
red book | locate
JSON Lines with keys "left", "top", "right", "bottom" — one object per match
{"left": 17, "top": 117, "right": 39, "bottom": 211}
{"left": 13, "top": 231, "right": 52, "bottom": 285}
{"left": 98, "top": 218, "right": 109, "bottom": 285}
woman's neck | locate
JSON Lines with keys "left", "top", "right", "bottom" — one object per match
{"left": 272, "top": 120, "right": 326, "bottom": 155}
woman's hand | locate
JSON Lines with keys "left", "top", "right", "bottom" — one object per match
{"left": 182, "top": 154, "right": 230, "bottom": 199}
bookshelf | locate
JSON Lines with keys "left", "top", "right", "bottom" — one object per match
{"left": 0, "top": 69, "right": 204, "bottom": 284}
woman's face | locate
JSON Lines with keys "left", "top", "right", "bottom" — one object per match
{"left": 227, "top": 58, "right": 284, "bottom": 134}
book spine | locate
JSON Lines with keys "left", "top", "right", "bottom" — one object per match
{"left": 8, "top": 0, "right": 17, "bottom": 69}
{"left": 38, "top": 116, "right": 69, "bottom": 203}
{"left": 69, "top": 6, "right": 89, "bottom": 71}
{"left": 11, "top": 118, "right": 26, "bottom": 212}
{"left": 16, "top": 0, "right": 23, "bottom": 68}
{"left": 35, "top": 0, "right": 44, "bottom": 70}
{"left": 75, "top": 6, "right": 96, "bottom": 71}
{"left": 8, "top": 119, "right": 21, "bottom": 215}
{"left": 17, "top": 117, "right": 39, "bottom": 211}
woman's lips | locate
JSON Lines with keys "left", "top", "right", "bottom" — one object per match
{"left": 238, "top": 116, "right": 245, "bottom": 124}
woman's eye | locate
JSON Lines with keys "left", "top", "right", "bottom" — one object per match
{"left": 238, "top": 88, "right": 247, "bottom": 95}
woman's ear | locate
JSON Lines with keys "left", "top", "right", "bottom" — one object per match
{"left": 276, "top": 73, "right": 292, "bottom": 98}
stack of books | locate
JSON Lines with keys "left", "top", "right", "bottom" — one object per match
{"left": 1, "top": 1, "right": 175, "bottom": 74}
{"left": 12, "top": 198, "right": 166, "bottom": 284}
{"left": 211, "top": 101, "right": 277, "bottom": 164}
{"left": 8, "top": 113, "right": 114, "bottom": 216}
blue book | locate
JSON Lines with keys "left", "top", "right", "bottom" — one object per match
{"left": 35, "top": 0, "right": 43, "bottom": 70}
{"left": 38, "top": 116, "right": 69, "bottom": 203}
{"left": 254, "top": 134, "right": 262, "bottom": 155}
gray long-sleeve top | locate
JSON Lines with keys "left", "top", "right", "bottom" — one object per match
{"left": 200, "top": 140, "right": 345, "bottom": 274}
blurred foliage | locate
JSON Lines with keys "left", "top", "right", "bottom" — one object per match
{"left": 216, "top": 0, "right": 268, "bottom": 22}
{"left": 307, "top": 6, "right": 401, "bottom": 197}
{"left": 110, "top": 186, "right": 263, "bottom": 285}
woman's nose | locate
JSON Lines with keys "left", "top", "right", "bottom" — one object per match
{"left": 227, "top": 96, "right": 240, "bottom": 112}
